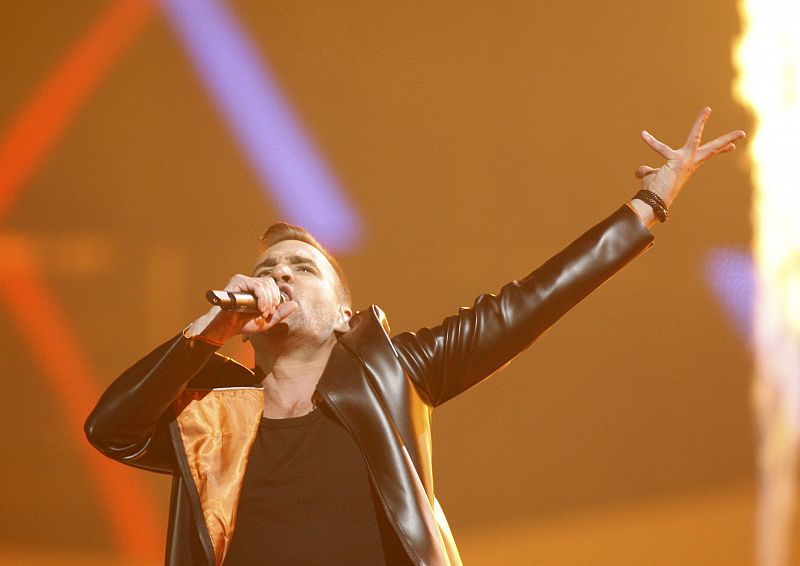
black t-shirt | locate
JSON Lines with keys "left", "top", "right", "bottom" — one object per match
{"left": 223, "top": 404, "right": 411, "bottom": 565}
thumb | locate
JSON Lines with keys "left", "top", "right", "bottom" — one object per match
{"left": 635, "top": 165, "right": 658, "bottom": 179}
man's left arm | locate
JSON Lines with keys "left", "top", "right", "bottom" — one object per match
{"left": 392, "top": 107, "right": 745, "bottom": 406}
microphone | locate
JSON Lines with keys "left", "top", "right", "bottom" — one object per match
{"left": 206, "top": 290, "right": 289, "bottom": 313}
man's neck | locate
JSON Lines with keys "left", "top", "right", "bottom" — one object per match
{"left": 254, "top": 335, "right": 336, "bottom": 419}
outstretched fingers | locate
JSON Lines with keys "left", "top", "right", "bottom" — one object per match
{"left": 685, "top": 106, "right": 712, "bottom": 148}
{"left": 697, "top": 129, "right": 747, "bottom": 162}
{"left": 642, "top": 130, "right": 675, "bottom": 159}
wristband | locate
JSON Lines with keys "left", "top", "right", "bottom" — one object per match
{"left": 633, "top": 189, "right": 669, "bottom": 223}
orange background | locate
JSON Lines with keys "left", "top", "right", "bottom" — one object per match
{"left": 0, "top": 2, "right": 779, "bottom": 564}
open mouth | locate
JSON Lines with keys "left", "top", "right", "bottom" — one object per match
{"left": 278, "top": 285, "right": 295, "bottom": 302}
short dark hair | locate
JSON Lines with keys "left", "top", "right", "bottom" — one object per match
{"left": 259, "top": 222, "right": 352, "bottom": 307}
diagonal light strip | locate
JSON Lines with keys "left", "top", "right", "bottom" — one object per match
{"left": 0, "top": 0, "right": 154, "bottom": 221}
{"left": 0, "top": 234, "right": 162, "bottom": 563}
{"left": 160, "top": 0, "right": 362, "bottom": 252}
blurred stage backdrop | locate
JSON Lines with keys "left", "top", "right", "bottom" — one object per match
{"left": 0, "top": 1, "right": 791, "bottom": 565}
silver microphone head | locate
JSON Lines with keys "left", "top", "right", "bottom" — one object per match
{"left": 205, "top": 290, "right": 290, "bottom": 312}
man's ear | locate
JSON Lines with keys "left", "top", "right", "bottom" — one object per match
{"left": 335, "top": 305, "right": 353, "bottom": 332}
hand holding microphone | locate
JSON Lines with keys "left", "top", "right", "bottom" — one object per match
{"left": 184, "top": 274, "right": 297, "bottom": 345}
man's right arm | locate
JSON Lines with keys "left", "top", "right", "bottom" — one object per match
{"left": 84, "top": 273, "right": 296, "bottom": 473}
{"left": 84, "top": 334, "right": 221, "bottom": 473}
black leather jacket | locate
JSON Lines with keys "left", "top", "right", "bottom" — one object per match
{"left": 85, "top": 205, "right": 653, "bottom": 565}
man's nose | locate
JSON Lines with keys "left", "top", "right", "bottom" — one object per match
{"left": 271, "top": 264, "right": 293, "bottom": 282}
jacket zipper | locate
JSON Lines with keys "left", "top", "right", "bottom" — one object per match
{"left": 168, "top": 419, "right": 217, "bottom": 566}
{"left": 318, "top": 390, "right": 423, "bottom": 566}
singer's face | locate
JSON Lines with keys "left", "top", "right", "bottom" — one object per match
{"left": 252, "top": 240, "right": 351, "bottom": 342}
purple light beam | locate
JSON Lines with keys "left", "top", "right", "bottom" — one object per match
{"left": 704, "top": 246, "right": 755, "bottom": 350}
{"left": 160, "top": 0, "right": 361, "bottom": 251}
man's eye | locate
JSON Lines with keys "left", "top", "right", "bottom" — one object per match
{"left": 256, "top": 272, "right": 272, "bottom": 278}
{"left": 297, "top": 266, "right": 314, "bottom": 273}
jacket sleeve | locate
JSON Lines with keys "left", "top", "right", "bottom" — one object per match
{"left": 84, "top": 334, "right": 222, "bottom": 473}
{"left": 391, "top": 204, "right": 654, "bottom": 407}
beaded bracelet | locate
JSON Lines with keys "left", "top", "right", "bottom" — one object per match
{"left": 633, "top": 189, "right": 669, "bottom": 223}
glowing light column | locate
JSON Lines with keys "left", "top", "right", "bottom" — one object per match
{"left": 733, "top": 2, "right": 800, "bottom": 565}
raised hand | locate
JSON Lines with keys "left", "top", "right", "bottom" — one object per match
{"left": 634, "top": 107, "right": 746, "bottom": 209}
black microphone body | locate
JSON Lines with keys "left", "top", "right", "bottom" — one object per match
{"left": 206, "top": 290, "right": 289, "bottom": 313}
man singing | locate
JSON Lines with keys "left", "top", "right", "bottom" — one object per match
{"left": 85, "top": 108, "right": 744, "bottom": 565}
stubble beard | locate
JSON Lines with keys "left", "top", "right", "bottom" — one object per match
{"left": 254, "top": 303, "right": 338, "bottom": 353}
